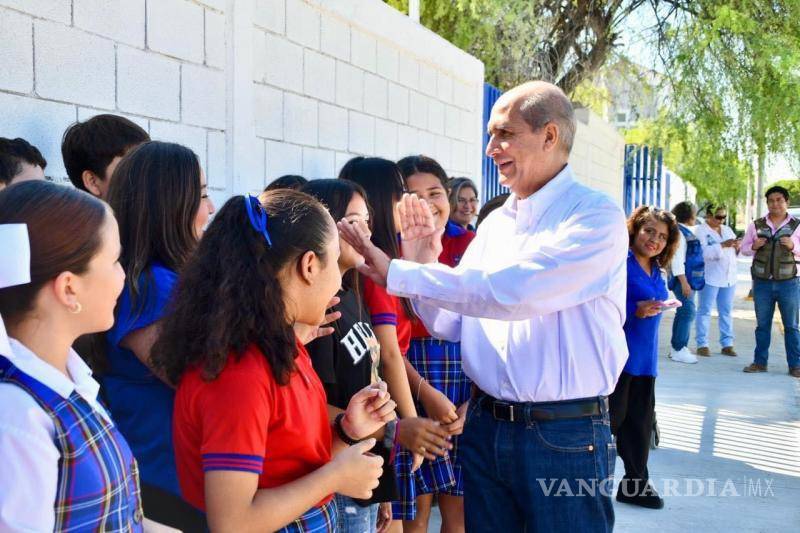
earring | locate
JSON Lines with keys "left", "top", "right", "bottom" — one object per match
{"left": 69, "top": 302, "right": 82, "bottom": 314}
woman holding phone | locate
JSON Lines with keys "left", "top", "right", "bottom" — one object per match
{"left": 610, "top": 206, "right": 679, "bottom": 510}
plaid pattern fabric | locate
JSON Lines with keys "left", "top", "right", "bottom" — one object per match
{"left": 0, "top": 356, "right": 144, "bottom": 532}
{"left": 277, "top": 500, "right": 337, "bottom": 533}
{"left": 408, "top": 338, "right": 470, "bottom": 496}
{"left": 392, "top": 340, "right": 471, "bottom": 518}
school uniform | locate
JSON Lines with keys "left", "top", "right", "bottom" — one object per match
{"left": 173, "top": 339, "right": 337, "bottom": 532}
{"left": 0, "top": 339, "right": 143, "bottom": 531}
{"left": 402, "top": 222, "right": 475, "bottom": 510}
{"left": 102, "top": 263, "right": 179, "bottom": 495}
{"left": 307, "top": 287, "right": 398, "bottom": 531}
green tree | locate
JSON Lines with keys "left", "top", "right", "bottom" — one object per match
{"left": 385, "top": 0, "right": 650, "bottom": 94}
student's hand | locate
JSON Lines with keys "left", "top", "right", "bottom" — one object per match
{"left": 396, "top": 418, "right": 452, "bottom": 461}
{"left": 779, "top": 236, "right": 794, "bottom": 250}
{"left": 420, "top": 385, "right": 458, "bottom": 424}
{"left": 331, "top": 439, "right": 384, "bottom": 499}
{"left": 635, "top": 300, "right": 662, "bottom": 319}
{"left": 721, "top": 238, "right": 737, "bottom": 248}
{"left": 295, "top": 297, "right": 341, "bottom": 345}
{"left": 679, "top": 279, "right": 693, "bottom": 299}
{"left": 337, "top": 218, "right": 391, "bottom": 287}
{"left": 376, "top": 502, "right": 393, "bottom": 533}
{"left": 444, "top": 401, "right": 469, "bottom": 436}
{"left": 398, "top": 194, "right": 444, "bottom": 264}
{"left": 753, "top": 237, "right": 768, "bottom": 250}
{"left": 342, "top": 382, "right": 397, "bottom": 440}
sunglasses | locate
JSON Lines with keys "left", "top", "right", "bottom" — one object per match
{"left": 714, "top": 215, "right": 727, "bottom": 221}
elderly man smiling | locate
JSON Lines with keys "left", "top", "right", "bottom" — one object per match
{"left": 340, "top": 81, "right": 628, "bottom": 532}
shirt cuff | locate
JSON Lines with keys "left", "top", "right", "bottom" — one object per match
{"left": 387, "top": 259, "right": 415, "bottom": 298}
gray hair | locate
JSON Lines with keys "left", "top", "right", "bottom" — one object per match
{"left": 518, "top": 87, "right": 576, "bottom": 154}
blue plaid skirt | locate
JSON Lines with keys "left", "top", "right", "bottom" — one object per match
{"left": 391, "top": 338, "right": 472, "bottom": 520}
{"left": 278, "top": 500, "right": 337, "bottom": 533}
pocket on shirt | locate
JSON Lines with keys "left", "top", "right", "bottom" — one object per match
{"left": 532, "top": 417, "right": 596, "bottom": 453}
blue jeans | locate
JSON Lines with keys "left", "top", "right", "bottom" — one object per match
{"left": 753, "top": 278, "right": 800, "bottom": 368}
{"left": 334, "top": 495, "right": 378, "bottom": 533}
{"left": 460, "top": 400, "right": 615, "bottom": 532}
{"left": 670, "top": 287, "right": 696, "bottom": 350}
{"left": 695, "top": 284, "right": 736, "bottom": 348}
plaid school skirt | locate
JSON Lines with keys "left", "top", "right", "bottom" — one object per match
{"left": 278, "top": 500, "right": 337, "bottom": 533}
{"left": 392, "top": 338, "right": 472, "bottom": 520}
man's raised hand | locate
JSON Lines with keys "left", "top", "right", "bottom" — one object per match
{"left": 398, "top": 193, "right": 444, "bottom": 264}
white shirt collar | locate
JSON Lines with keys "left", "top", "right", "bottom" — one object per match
{"left": 505, "top": 164, "right": 575, "bottom": 230}
{"left": 6, "top": 338, "right": 100, "bottom": 402}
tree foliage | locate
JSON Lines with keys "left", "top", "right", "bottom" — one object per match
{"left": 385, "top": 0, "right": 649, "bottom": 94}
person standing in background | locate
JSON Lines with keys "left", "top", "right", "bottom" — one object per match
{"left": 448, "top": 178, "right": 479, "bottom": 232}
{"left": 668, "top": 201, "right": 702, "bottom": 364}
{"left": 740, "top": 186, "right": 800, "bottom": 377}
{"left": 694, "top": 205, "right": 740, "bottom": 357}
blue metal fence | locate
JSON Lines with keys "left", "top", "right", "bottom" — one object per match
{"left": 482, "top": 83, "right": 502, "bottom": 202}
{"left": 623, "top": 144, "right": 669, "bottom": 215}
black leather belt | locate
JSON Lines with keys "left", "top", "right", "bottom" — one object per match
{"left": 473, "top": 388, "right": 608, "bottom": 422}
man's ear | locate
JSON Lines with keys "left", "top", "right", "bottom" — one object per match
{"left": 297, "top": 250, "right": 319, "bottom": 285}
{"left": 542, "top": 122, "right": 560, "bottom": 152}
{"left": 81, "top": 170, "right": 104, "bottom": 198}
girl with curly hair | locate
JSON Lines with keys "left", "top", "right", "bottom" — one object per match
{"left": 152, "top": 190, "right": 396, "bottom": 532}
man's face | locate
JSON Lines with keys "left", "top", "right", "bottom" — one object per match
{"left": 767, "top": 192, "right": 788, "bottom": 218}
{"left": 485, "top": 100, "right": 548, "bottom": 198}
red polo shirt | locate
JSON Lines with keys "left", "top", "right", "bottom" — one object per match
{"left": 410, "top": 222, "right": 475, "bottom": 338}
{"left": 173, "top": 339, "right": 332, "bottom": 511}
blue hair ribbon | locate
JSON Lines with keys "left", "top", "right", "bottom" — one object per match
{"left": 244, "top": 195, "right": 273, "bottom": 247}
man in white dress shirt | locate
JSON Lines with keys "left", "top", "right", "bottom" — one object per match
{"left": 341, "top": 81, "right": 628, "bottom": 532}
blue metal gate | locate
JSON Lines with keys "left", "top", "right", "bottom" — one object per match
{"left": 623, "top": 144, "right": 669, "bottom": 215}
{"left": 482, "top": 83, "right": 502, "bottom": 202}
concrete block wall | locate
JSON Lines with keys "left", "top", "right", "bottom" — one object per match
{"left": 0, "top": 0, "right": 485, "bottom": 208}
{"left": 571, "top": 106, "right": 626, "bottom": 205}
{"left": 0, "top": 0, "right": 226, "bottom": 206}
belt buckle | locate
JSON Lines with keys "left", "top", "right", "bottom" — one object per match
{"left": 493, "top": 401, "right": 515, "bottom": 422}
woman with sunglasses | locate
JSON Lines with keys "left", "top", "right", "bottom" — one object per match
{"left": 694, "top": 205, "right": 740, "bottom": 357}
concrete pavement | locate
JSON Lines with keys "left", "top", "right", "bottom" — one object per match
{"left": 614, "top": 256, "right": 800, "bottom": 532}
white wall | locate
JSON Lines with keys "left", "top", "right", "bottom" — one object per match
{"left": 0, "top": 0, "right": 485, "bottom": 207}
{"left": 571, "top": 106, "right": 625, "bottom": 204}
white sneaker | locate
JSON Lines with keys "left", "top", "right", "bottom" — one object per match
{"left": 670, "top": 347, "right": 698, "bottom": 364}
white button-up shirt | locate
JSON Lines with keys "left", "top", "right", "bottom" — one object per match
{"left": 695, "top": 222, "right": 738, "bottom": 287}
{"left": 0, "top": 338, "right": 111, "bottom": 532}
{"left": 388, "top": 165, "right": 629, "bottom": 402}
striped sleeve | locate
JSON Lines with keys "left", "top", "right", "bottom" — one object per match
{"left": 196, "top": 367, "right": 270, "bottom": 476}
{"left": 201, "top": 453, "right": 264, "bottom": 474}
{"left": 363, "top": 278, "right": 399, "bottom": 326}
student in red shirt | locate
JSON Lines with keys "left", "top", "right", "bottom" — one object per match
{"left": 339, "top": 157, "right": 453, "bottom": 527}
{"left": 397, "top": 155, "right": 475, "bottom": 533}
{"left": 151, "top": 190, "right": 396, "bottom": 532}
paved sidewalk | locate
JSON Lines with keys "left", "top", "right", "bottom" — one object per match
{"left": 429, "top": 257, "right": 799, "bottom": 531}
{"left": 615, "top": 257, "right": 800, "bottom": 532}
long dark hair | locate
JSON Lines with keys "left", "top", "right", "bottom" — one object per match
{"left": 627, "top": 205, "right": 680, "bottom": 267}
{"left": 339, "top": 157, "right": 416, "bottom": 319}
{"left": 151, "top": 190, "right": 334, "bottom": 385}
{"left": 106, "top": 141, "right": 202, "bottom": 315}
{"left": 301, "top": 179, "right": 369, "bottom": 291}
{"left": 0, "top": 181, "right": 107, "bottom": 325}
